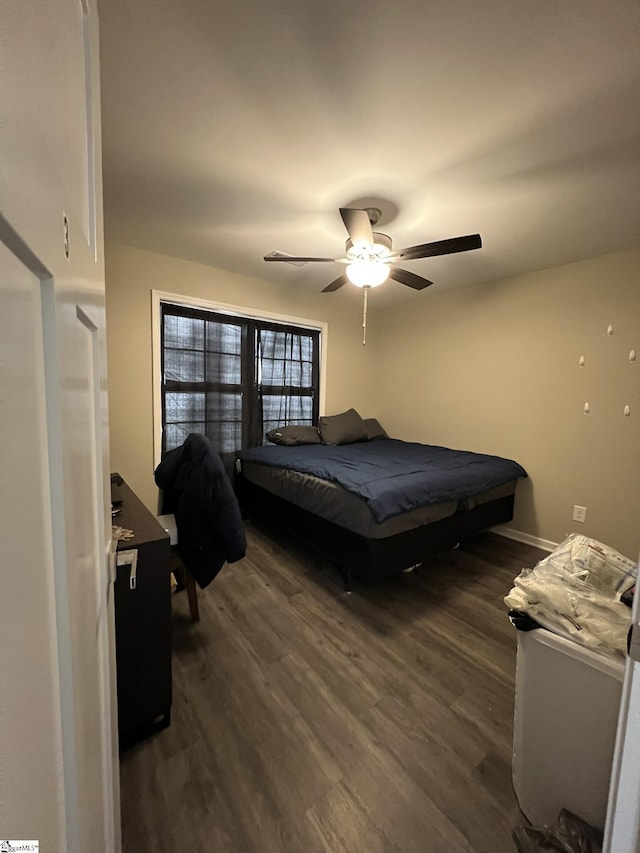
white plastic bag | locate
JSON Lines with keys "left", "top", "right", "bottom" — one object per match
{"left": 505, "top": 534, "right": 636, "bottom": 656}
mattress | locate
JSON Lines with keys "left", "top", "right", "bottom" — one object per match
{"left": 242, "top": 459, "right": 517, "bottom": 539}
{"left": 240, "top": 439, "right": 527, "bottom": 523}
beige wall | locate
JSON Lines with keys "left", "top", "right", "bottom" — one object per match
{"left": 106, "top": 242, "right": 639, "bottom": 558}
{"left": 105, "top": 243, "right": 376, "bottom": 509}
{"left": 372, "top": 247, "right": 640, "bottom": 558}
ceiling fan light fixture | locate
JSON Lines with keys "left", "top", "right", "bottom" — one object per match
{"left": 346, "top": 260, "right": 390, "bottom": 288}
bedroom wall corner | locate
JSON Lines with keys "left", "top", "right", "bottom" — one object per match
{"left": 371, "top": 246, "right": 640, "bottom": 560}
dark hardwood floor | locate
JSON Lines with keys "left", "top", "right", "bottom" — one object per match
{"left": 119, "top": 523, "right": 544, "bottom": 853}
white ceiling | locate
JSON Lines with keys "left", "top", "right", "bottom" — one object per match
{"left": 98, "top": 0, "right": 640, "bottom": 304}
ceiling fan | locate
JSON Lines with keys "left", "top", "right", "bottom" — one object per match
{"left": 264, "top": 207, "right": 482, "bottom": 293}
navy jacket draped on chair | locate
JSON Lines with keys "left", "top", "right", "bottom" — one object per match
{"left": 155, "top": 433, "right": 246, "bottom": 588}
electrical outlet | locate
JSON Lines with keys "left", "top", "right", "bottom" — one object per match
{"left": 572, "top": 505, "right": 587, "bottom": 523}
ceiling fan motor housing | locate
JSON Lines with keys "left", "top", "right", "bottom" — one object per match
{"left": 346, "top": 231, "right": 393, "bottom": 260}
{"left": 364, "top": 207, "right": 382, "bottom": 226}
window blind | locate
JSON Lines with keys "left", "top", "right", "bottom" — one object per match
{"left": 161, "top": 302, "right": 320, "bottom": 455}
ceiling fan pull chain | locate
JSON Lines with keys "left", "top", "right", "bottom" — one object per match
{"left": 362, "top": 286, "right": 368, "bottom": 346}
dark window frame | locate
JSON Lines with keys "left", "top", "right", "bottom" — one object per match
{"left": 160, "top": 301, "right": 321, "bottom": 455}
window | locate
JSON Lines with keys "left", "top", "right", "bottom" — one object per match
{"left": 160, "top": 302, "right": 320, "bottom": 455}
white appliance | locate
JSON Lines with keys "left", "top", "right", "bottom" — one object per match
{"left": 513, "top": 627, "right": 625, "bottom": 831}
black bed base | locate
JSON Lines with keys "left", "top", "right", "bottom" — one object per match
{"left": 239, "top": 476, "right": 515, "bottom": 587}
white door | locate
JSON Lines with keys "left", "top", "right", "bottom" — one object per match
{"left": 0, "top": 1, "right": 119, "bottom": 851}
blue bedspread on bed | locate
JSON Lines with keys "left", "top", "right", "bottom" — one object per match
{"left": 240, "top": 439, "right": 526, "bottom": 523}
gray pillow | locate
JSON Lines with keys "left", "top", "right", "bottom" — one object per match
{"left": 318, "top": 408, "right": 368, "bottom": 446}
{"left": 364, "top": 418, "right": 389, "bottom": 440}
{"left": 266, "top": 425, "right": 321, "bottom": 446}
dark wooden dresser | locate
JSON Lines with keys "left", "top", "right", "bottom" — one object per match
{"left": 111, "top": 475, "right": 172, "bottom": 747}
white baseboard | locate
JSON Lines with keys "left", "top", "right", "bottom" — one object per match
{"left": 492, "top": 525, "right": 557, "bottom": 553}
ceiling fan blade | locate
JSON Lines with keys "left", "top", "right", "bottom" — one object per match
{"left": 264, "top": 251, "right": 338, "bottom": 264}
{"left": 389, "top": 234, "right": 482, "bottom": 262}
{"left": 339, "top": 208, "right": 373, "bottom": 247}
{"left": 322, "top": 274, "right": 349, "bottom": 293}
{"left": 389, "top": 267, "right": 434, "bottom": 290}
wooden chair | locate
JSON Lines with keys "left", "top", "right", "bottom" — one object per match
{"left": 171, "top": 551, "right": 199, "bottom": 623}
{"left": 157, "top": 512, "right": 200, "bottom": 623}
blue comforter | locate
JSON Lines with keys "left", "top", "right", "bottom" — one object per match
{"left": 241, "top": 439, "right": 526, "bottom": 523}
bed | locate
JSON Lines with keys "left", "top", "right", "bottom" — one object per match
{"left": 238, "top": 427, "right": 527, "bottom": 587}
